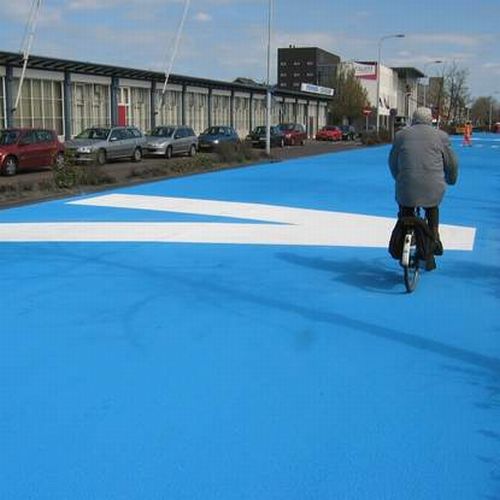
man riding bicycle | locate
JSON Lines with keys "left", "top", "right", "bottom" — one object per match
{"left": 388, "top": 107, "right": 458, "bottom": 270}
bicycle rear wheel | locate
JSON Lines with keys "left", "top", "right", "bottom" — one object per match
{"left": 401, "top": 228, "right": 420, "bottom": 293}
{"left": 403, "top": 240, "right": 420, "bottom": 293}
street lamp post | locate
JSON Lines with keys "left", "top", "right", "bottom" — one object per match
{"left": 265, "top": 0, "right": 273, "bottom": 156}
{"left": 488, "top": 91, "right": 499, "bottom": 132}
{"left": 423, "top": 60, "right": 443, "bottom": 108}
{"left": 376, "top": 34, "right": 405, "bottom": 134}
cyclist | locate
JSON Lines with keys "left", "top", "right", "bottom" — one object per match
{"left": 389, "top": 107, "right": 458, "bottom": 270}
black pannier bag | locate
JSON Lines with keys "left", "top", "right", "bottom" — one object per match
{"left": 388, "top": 216, "right": 436, "bottom": 261}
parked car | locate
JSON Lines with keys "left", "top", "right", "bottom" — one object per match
{"left": 277, "top": 123, "right": 307, "bottom": 146}
{"left": 339, "top": 125, "right": 357, "bottom": 141}
{"left": 316, "top": 125, "right": 342, "bottom": 142}
{"left": 65, "top": 126, "right": 146, "bottom": 165}
{"left": 198, "top": 126, "right": 240, "bottom": 151}
{"left": 145, "top": 126, "right": 198, "bottom": 158}
{"left": 0, "top": 128, "right": 65, "bottom": 176}
{"left": 246, "top": 125, "right": 285, "bottom": 148}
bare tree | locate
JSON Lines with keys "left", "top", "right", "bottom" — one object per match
{"left": 443, "top": 62, "right": 470, "bottom": 124}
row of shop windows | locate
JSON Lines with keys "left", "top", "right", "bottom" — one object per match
{"left": 0, "top": 76, "right": 326, "bottom": 138}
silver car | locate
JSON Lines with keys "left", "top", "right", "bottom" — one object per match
{"left": 144, "top": 126, "right": 198, "bottom": 159}
{"left": 65, "top": 126, "right": 147, "bottom": 165}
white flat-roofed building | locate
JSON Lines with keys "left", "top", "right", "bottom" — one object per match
{"left": 0, "top": 50, "right": 331, "bottom": 139}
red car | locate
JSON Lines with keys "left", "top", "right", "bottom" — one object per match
{"left": 316, "top": 126, "right": 342, "bottom": 141}
{"left": 278, "top": 123, "right": 307, "bottom": 146}
{"left": 0, "top": 128, "right": 65, "bottom": 176}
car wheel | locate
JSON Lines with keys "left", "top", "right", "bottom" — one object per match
{"left": 165, "top": 146, "right": 173, "bottom": 159}
{"left": 2, "top": 156, "right": 18, "bottom": 176}
{"left": 54, "top": 152, "right": 65, "bottom": 168}
{"left": 132, "top": 147, "right": 142, "bottom": 162}
{"left": 96, "top": 149, "right": 107, "bottom": 166}
{"left": 189, "top": 144, "right": 196, "bottom": 157}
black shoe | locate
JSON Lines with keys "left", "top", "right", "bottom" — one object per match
{"left": 434, "top": 239, "right": 444, "bottom": 256}
{"left": 425, "top": 257, "right": 437, "bottom": 271}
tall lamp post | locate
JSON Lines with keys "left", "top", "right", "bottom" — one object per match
{"left": 376, "top": 33, "right": 405, "bottom": 133}
{"left": 423, "top": 60, "right": 443, "bottom": 108}
{"left": 265, "top": 0, "right": 273, "bottom": 156}
{"left": 488, "top": 91, "right": 499, "bottom": 132}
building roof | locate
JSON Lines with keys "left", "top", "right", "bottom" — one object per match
{"left": 0, "top": 50, "right": 332, "bottom": 100}
{"left": 391, "top": 67, "right": 425, "bottom": 79}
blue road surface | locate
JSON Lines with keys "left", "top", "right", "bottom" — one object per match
{"left": 0, "top": 134, "right": 499, "bottom": 499}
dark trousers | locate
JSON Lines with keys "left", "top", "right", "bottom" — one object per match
{"left": 399, "top": 206, "right": 439, "bottom": 233}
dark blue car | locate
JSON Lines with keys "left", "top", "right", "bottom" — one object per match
{"left": 246, "top": 126, "right": 285, "bottom": 148}
{"left": 198, "top": 126, "right": 240, "bottom": 151}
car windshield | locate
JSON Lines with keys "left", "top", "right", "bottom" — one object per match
{"left": 150, "top": 127, "right": 175, "bottom": 137}
{"left": 254, "top": 126, "right": 266, "bottom": 134}
{"left": 76, "top": 128, "right": 110, "bottom": 140}
{"left": 0, "top": 130, "right": 20, "bottom": 145}
{"left": 279, "top": 124, "right": 294, "bottom": 131}
{"left": 203, "top": 127, "right": 225, "bottom": 135}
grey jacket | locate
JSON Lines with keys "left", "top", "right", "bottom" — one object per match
{"left": 388, "top": 124, "right": 458, "bottom": 207}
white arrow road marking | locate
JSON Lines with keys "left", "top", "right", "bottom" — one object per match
{"left": 0, "top": 193, "right": 476, "bottom": 250}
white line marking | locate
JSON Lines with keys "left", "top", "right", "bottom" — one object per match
{"left": 0, "top": 194, "right": 476, "bottom": 250}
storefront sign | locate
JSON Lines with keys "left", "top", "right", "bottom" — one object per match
{"left": 353, "top": 62, "right": 377, "bottom": 80}
{"left": 300, "top": 83, "right": 335, "bottom": 96}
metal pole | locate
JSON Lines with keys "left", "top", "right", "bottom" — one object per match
{"left": 158, "top": 0, "right": 191, "bottom": 113}
{"left": 375, "top": 34, "right": 405, "bottom": 134}
{"left": 13, "top": 0, "right": 43, "bottom": 114}
{"left": 265, "top": 0, "right": 273, "bottom": 155}
{"left": 375, "top": 40, "right": 382, "bottom": 134}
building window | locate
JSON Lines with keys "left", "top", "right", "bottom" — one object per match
{"left": 280, "top": 73, "right": 287, "bottom": 78}
{"left": 253, "top": 98, "right": 266, "bottom": 127}
{"left": 307, "top": 61, "right": 314, "bottom": 66}
{"left": 293, "top": 73, "right": 300, "bottom": 77}
{"left": 129, "top": 87, "right": 151, "bottom": 132}
{"left": 13, "top": 78, "right": 64, "bottom": 135}
{"left": 280, "top": 61, "right": 287, "bottom": 67}
{"left": 293, "top": 61, "right": 301, "bottom": 66}
{"left": 293, "top": 82, "right": 300, "bottom": 87}
{"left": 185, "top": 92, "right": 208, "bottom": 134}
{"left": 0, "top": 77, "right": 5, "bottom": 127}
{"left": 211, "top": 94, "right": 230, "bottom": 126}
{"left": 72, "top": 82, "right": 110, "bottom": 135}
{"left": 234, "top": 95, "right": 250, "bottom": 137}
{"left": 155, "top": 89, "right": 182, "bottom": 126}
{"left": 306, "top": 72, "right": 314, "bottom": 77}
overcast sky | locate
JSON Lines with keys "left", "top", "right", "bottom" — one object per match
{"left": 1, "top": 0, "right": 499, "bottom": 99}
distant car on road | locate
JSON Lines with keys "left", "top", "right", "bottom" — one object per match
{"left": 278, "top": 123, "right": 307, "bottom": 146}
{"left": 246, "top": 125, "right": 285, "bottom": 148}
{"left": 316, "top": 126, "right": 342, "bottom": 142}
{"left": 145, "top": 126, "right": 198, "bottom": 158}
{"left": 0, "top": 128, "right": 64, "bottom": 176}
{"left": 198, "top": 126, "right": 240, "bottom": 151}
{"left": 65, "top": 126, "right": 146, "bottom": 165}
